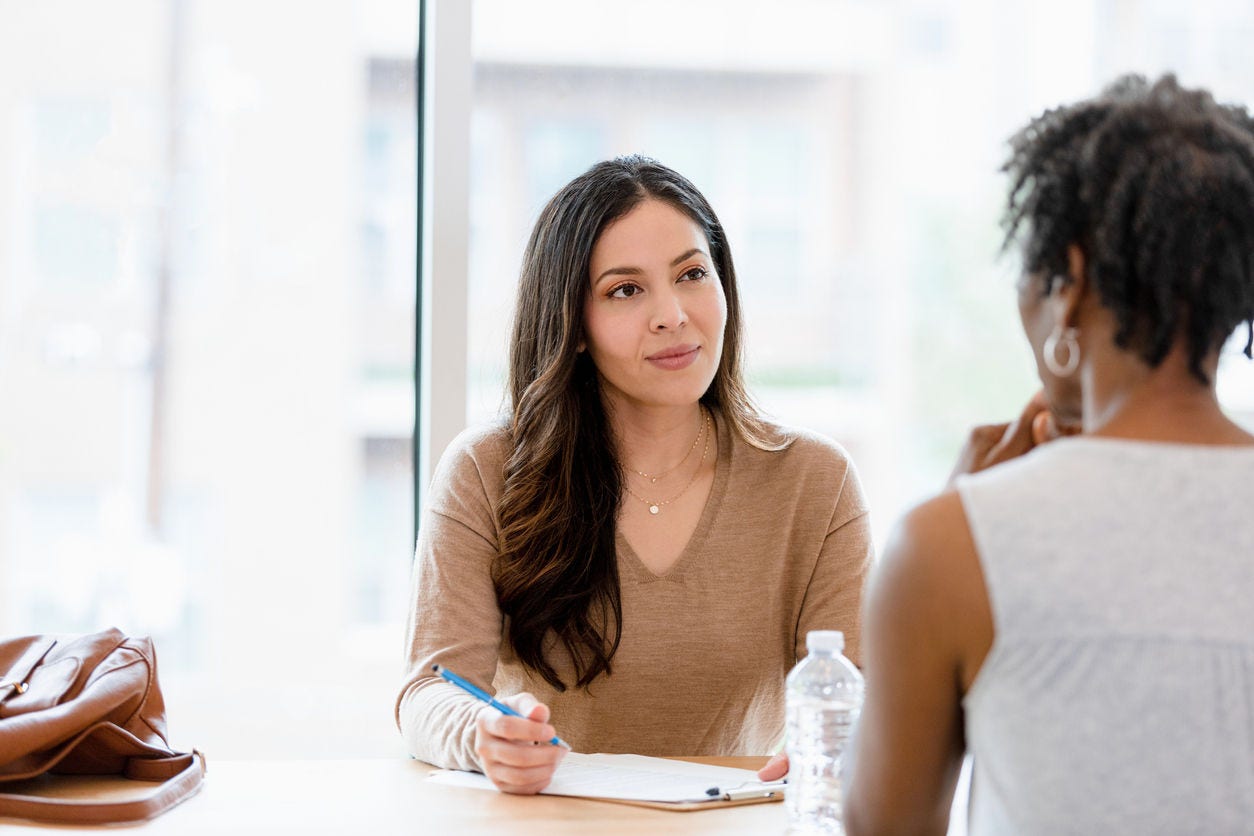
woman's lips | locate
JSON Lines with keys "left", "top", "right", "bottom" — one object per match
{"left": 646, "top": 345, "right": 700, "bottom": 371}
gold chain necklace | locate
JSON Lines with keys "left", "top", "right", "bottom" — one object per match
{"left": 630, "top": 409, "right": 703, "bottom": 483}
{"left": 622, "top": 411, "right": 711, "bottom": 516}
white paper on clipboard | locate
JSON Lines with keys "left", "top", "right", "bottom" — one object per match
{"left": 427, "top": 752, "right": 783, "bottom": 803}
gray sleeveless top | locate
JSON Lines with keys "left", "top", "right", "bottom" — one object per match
{"left": 956, "top": 437, "right": 1254, "bottom": 835}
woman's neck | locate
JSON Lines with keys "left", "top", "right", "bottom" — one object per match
{"left": 1083, "top": 344, "right": 1254, "bottom": 444}
{"left": 606, "top": 402, "right": 707, "bottom": 475}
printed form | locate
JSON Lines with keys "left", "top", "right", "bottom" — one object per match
{"left": 427, "top": 752, "right": 772, "bottom": 803}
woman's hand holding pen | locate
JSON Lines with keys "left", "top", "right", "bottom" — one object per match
{"left": 474, "top": 692, "right": 567, "bottom": 795}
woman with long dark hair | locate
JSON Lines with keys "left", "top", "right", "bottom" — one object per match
{"left": 396, "top": 156, "right": 872, "bottom": 794}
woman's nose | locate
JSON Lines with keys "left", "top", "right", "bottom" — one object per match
{"left": 650, "top": 289, "right": 688, "bottom": 331}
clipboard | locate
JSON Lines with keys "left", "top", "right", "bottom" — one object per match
{"left": 584, "top": 779, "right": 786, "bottom": 812}
{"left": 427, "top": 753, "right": 786, "bottom": 812}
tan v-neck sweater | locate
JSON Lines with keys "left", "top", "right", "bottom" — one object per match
{"left": 396, "top": 411, "right": 873, "bottom": 770}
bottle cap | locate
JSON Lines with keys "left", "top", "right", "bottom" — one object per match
{"left": 806, "top": 630, "right": 844, "bottom": 653}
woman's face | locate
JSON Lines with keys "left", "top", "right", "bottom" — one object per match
{"left": 1018, "top": 271, "right": 1082, "bottom": 426}
{"left": 582, "top": 198, "right": 727, "bottom": 413}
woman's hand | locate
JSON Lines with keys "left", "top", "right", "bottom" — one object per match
{"left": 474, "top": 692, "right": 567, "bottom": 795}
{"left": 757, "top": 752, "right": 789, "bottom": 781}
{"left": 947, "top": 390, "right": 1077, "bottom": 484}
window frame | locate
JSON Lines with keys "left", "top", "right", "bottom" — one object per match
{"left": 415, "top": 0, "right": 472, "bottom": 539}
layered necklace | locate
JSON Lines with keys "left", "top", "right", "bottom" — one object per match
{"left": 622, "top": 409, "right": 711, "bottom": 516}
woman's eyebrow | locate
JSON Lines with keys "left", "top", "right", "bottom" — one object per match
{"left": 593, "top": 264, "right": 643, "bottom": 285}
{"left": 670, "top": 247, "right": 707, "bottom": 266}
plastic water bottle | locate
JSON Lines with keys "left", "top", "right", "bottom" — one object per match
{"left": 785, "top": 630, "right": 864, "bottom": 834}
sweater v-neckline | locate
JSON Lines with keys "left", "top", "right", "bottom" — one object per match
{"left": 616, "top": 410, "right": 731, "bottom": 583}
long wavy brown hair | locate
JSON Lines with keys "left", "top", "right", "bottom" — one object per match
{"left": 497, "top": 155, "right": 781, "bottom": 691}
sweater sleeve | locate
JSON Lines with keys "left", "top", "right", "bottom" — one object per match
{"left": 395, "top": 430, "right": 506, "bottom": 770}
{"left": 794, "top": 457, "right": 874, "bottom": 668}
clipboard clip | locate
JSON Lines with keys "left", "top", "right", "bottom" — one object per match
{"left": 704, "top": 778, "right": 787, "bottom": 801}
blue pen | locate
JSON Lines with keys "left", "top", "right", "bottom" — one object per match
{"left": 432, "top": 664, "right": 572, "bottom": 749}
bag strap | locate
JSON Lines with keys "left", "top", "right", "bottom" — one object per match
{"left": 0, "top": 751, "right": 205, "bottom": 825}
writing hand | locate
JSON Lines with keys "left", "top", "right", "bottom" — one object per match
{"left": 474, "top": 692, "right": 567, "bottom": 795}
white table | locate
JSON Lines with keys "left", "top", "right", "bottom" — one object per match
{"left": 1, "top": 756, "right": 787, "bottom": 834}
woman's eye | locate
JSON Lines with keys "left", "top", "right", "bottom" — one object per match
{"left": 609, "top": 283, "right": 642, "bottom": 299}
{"left": 680, "top": 266, "right": 709, "bottom": 282}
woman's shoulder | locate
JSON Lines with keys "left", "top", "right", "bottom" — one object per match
{"left": 430, "top": 421, "right": 512, "bottom": 500}
{"left": 444, "top": 421, "right": 512, "bottom": 461}
{"left": 733, "top": 416, "right": 858, "bottom": 475}
{"left": 726, "top": 416, "right": 868, "bottom": 521}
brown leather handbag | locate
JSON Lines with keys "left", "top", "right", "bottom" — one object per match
{"left": 0, "top": 628, "right": 206, "bottom": 824}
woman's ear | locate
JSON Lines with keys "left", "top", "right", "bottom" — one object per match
{"left": 1056, "top": 243, "right": 1090, "bottom": 327}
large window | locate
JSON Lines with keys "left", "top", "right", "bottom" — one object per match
{"left": 1, "top": 1, "right": 418, "bottom": 757}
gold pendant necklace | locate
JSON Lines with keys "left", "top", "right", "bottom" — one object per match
{"left": 622, "top": 410, "right": 710, "bottom": 515}
{"left": 630, "top": 410, "right": 703, "bottom": 483}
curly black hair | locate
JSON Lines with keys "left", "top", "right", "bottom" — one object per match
{"left": 1002, "top": 73, "right": 1254, "bottom": 383}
